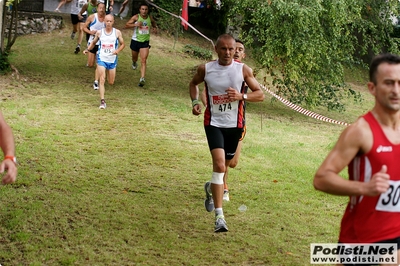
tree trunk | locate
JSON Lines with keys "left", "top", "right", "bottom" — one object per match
{"left": 6, "top": 1, "right": 18, "bottom": 53}
{"left": 0, "top": 0, "right": 5, "bottom": 54}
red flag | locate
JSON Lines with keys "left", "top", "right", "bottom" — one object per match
{"left": 181, "top": 0, "right": 189, "bottom": 30}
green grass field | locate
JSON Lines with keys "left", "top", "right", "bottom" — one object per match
{"left": 0, "top": 15, "right": 374, "bottom": 265}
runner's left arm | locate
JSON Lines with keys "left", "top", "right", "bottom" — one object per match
{"left": 82, "top": 14, "right": 94, "bottom": 35}
{"left": 109, "top": 0, "right": 114, "bottom": 12}
{"left": 243, "top": 64, "right": 264, "bottom": 102}
{"left": 189, "top": 64, "right": 206, "bottom": 115}
{"left": 150, "top": 15, "right": 158, "bottom": 33}
{"left": 113, "top": 30, "right": 125, "bottom": 55}
{"left": 78, "top": 3, "right": 88, "bottom": 19}
{"left": 124, "top": 14, "right": 138, "bottom": 29}
{"left": 83, "top": 30, "right": 101, "bottom": 54}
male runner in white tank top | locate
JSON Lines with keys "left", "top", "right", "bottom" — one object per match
{"left": 83, "top": 2, "right": 106, "bottom": 90}
{"left": 189, "top": 34, "right": 265, "bottom": 233}
{"left": 84, "top": 14, "right": 125, "bottom": 109}
{"left": 200, "top": 39, "right": 248, "bottom": 202}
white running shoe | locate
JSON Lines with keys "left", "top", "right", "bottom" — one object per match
{"left": 132, "top": 62, "right": 137, "bottom": 70}
{"left": 138, "top": 77, "right": 145, "bottom": 87}
{"left": 99, "top": 100, "right": 106, "bottom": 109}
{"left": 93, "top": 81, "right": 99, "bottom": 90}
{"left": 214, "top": 215, "right": 228, "bottom": 233}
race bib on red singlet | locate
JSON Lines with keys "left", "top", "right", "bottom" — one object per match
{"left": 376, "top": 180, "right": 400, "bottom": 212}
{"left": 211, "top": 94, "right": 238, "bottom": 113}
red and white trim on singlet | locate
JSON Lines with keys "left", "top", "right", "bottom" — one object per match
{"left": 339, "top": 112, "right": 400, "bottom": 243}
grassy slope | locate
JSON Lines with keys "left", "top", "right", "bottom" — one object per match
{"left": 0, "top": 16, "right": 373, "bottom": 265}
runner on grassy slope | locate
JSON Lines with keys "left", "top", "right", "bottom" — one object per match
{"left": 190, "top": 34, "right": 264, "bottom": 232}
{"left": 124, "top": 2, "right": 157, "bottom": 87}
{"left": 83, "top": 14, "right": 125, "bottom": 109}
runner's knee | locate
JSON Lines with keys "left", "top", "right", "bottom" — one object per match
{"left": 229, "top": 160, "right": 238, "bottom": 168}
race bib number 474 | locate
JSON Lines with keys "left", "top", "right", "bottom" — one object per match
{"left": 376, "top": 180, "right": 400, "bottom": 212}
{"left": 212, "top": 94, "right": 238, "bottom": 112}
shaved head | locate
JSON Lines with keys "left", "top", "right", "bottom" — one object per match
{"left": 105, "top": 14, "right": 114, "bottom": 21}
{"left": 215, "top": 34, "right": 235, "bottom": 48}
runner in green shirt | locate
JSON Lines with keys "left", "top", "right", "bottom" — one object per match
{"left": 124, "top": 3, "right": 157, "bottom": 87}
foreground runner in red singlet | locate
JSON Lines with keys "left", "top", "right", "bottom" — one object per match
{"left": 314, "top": 53, "right": 400, "bottom": 266}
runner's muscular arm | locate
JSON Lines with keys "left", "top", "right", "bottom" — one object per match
{"left": 226, "top": 64, "right": 264, "bottom": 102}
{"left": 83, "top": 30, "right": 100, "bottom": 54}
{"left": 242, "top": 64, "right": 264, "bottom": 102}
{"left": 78, "top": 3, "right": 88, "bottom": 19}
{"left": 150, "top": 16, "right": 157, "bottom": 27}
{"left": 113, "top": 30, "right": 125, "bottom": 55}
{"left": 314, "top": 118, "right": 390, "bottom": 196}
{"left": 0, "top": 111, "right": 17, "bottom": 184}
{"left": 82, "top": 15, "right": 94, "bottom": 35}
{"left": 189, "top": 64, "right": 206, "bottom": 116}
{"left": 124, "top": 14, "right": 139, "bottom": 29}
{"left": 0, "top": 112, "right": 15, "bottom": 161}
{"left": 109, "top": 0, "right": 114, "bottom": 11}
{"left": 150, "top": 15, "right": 157, "bottom": 34}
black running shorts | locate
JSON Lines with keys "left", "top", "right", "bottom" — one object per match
{"left": 204, "top": 125, "right": 243, "bottom": 160}
{"left": 130, "top": 39, "right": 150, "bottom": 52}
{"left": 71, "top": 14, "right": 86, "bottom": 25}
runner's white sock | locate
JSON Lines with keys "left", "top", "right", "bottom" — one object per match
{"left": 215, "top": 208, "right": 223, "bottom": 217}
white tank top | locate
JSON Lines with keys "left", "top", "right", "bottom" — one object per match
{"left": 71, "top": 0, "right": 86, "bottom": 15}
{"left": 204, "top": 60, "right": 245, "bottom": 128}
{"left": 88, "top": 13, "right": 105, "bottom": 45}
{"left": 98, "top": 28, "right": 118, "bottom": 63}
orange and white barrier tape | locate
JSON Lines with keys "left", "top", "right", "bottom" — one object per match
{"left": 260, "top": 84, "right": 350, "bottom": 126}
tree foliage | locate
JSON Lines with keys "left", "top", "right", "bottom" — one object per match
{"left": 228, "top": 0, "right": 400, "bottom": 111}
{"left": 151, "top": 0, "right": 182, "bottom": 33}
